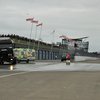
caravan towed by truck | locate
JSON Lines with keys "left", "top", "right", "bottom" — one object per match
{"left": 14, "top": 48, "right": 36, "bottom": 63}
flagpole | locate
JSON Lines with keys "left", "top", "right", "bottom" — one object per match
{"left": 52, "top": 31, "right": 55, "bottom": 42}
{"left": 37, "top": 23, "right": 43, "bottom": 51}
{"left": 51, "top": 30, "right": 55, "bottom": 52}
{"left": 27, "top": 17, "right": 34, "bottom": 49}
{"left": 28, "top": 22, "right": 33, "bottom": 48}
{"left": 33, "top": 26, "right": 38, "bottom": 49}
{"left": 39, "top": 24, "right": 42, "bottom": 38}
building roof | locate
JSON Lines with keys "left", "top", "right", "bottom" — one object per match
{"left": 70, "top": 36, "right": 89, "bottom": 40}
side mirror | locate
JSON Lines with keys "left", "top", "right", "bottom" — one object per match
{"left": 13, "top": 43, "right": 15, "bottom": 48}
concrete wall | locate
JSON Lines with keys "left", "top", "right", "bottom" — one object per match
{"left": 75, "top": 56, "right": 100, "bottom": 61}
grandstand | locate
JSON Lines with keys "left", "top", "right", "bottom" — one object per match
{"left": 0, "top": 34, "right": 67, "bottom": 60}
{"left": 0, "top": 34, "right": 98, "bottom": 59}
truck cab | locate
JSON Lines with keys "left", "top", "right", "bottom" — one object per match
{"left": 0, "top": 37, "right": 16, "bottom": 64}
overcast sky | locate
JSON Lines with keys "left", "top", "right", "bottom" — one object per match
{"left": 0, "top": 0, "right": 100, "bottom": 52}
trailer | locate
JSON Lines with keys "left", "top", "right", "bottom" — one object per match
{"left": 14, "top": 48, "right": 36, "bottom": 63}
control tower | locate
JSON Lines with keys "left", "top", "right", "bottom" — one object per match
{"left": 62, "top": 36, "right": 89, "bottom": 52}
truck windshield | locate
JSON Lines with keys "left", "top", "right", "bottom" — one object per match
{"left": 0, "top": 44, "right": 13, "bottom": 48}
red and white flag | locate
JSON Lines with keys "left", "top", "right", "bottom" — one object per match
{"left": 31, "top": 20, "right": 38, "bottom": 23}
{"left": 59, "top": 35, "right": 66, "bottom": 39}
{"left": 51, "top": 30, "right": 55, "bottom": 34}
{"left": 36, "top": 23, "right": 43, "bottom": 27}
{"left": 59, "top": 35, "right": 75, "bottom": 43}
{"left": 26, "top": 18, "right": 33, "bottom": 21}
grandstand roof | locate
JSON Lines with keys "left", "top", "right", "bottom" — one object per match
{"left": 69, "top": 36, "right": 88, "bottom": 40}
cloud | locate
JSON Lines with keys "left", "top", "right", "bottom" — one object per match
{"left": 0, "top": 0, "right": 100, "bottom": 52}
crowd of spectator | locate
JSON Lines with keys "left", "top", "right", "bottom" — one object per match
{"left": 0, "top": 34, "right": 60, "bottom": 49}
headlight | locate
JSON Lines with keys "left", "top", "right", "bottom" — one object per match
{"left": 8, "top": 54, "right": 12, "bottom": 56}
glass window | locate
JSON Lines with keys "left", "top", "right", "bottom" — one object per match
{"left": 21, "top": 52, "right": 24, "bottom": 55}
{"left": 14, "top": 51, "right": 19, "bottom": 55}
{"left": 28, "top": 52, "right": 31, "bottom": 54}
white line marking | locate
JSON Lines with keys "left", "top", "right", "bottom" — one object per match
{"left": 0, "top": 72, "right": 30, "bottom": 78}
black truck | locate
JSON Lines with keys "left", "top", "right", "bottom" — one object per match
{"left": 0, "top": 37, "right": 16, "bottom": 64}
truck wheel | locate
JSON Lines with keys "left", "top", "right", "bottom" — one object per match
{"left": 12, "top": 57, "right": 17, "bottom": 64}
{"left": 61, "top": 59, "right": 63, "bottom": 61}
{"left": 26, "top": 60, "right": 29, "bottom": 63}
{"left": 1, "top": 62, "right": 4, "bottom": 64}
{"left": 18, "top": 60, "right": 20, "bottom": 63}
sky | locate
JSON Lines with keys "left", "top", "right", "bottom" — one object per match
{"left": 0, "top": 0, "right": 100, "bottom": 52}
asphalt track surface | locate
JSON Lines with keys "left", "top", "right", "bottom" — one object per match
{"left": 0, "top": 59, "right": 100, "bottom": 100}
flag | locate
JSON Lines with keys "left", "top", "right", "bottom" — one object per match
{"left": 36, "top": 23, "right": 43, "bottom": 27}
{"left": 68, "top": 38, "right": 74, "bottom": 43}
{"left": 59, "top": 35, "right": 81, "bottom": 47}
{"left": 31, "top": 20, "right": 38, "bottom": 23}
{"left": 59, "top": 35, "right": 74, "bottom": 42}
{"left": 51, "top": 30, "right": 55, "bottom": 34}
{"left": 26, "top": 18, "right": 33, "bottom": 21}
{"left": 59, "top": 35, "right": 67, "bottom": 39}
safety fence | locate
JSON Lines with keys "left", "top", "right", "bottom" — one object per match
{"left": 11, "top": 38, "right": 67, "bottom": 53}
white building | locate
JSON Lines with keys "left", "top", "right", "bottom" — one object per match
{"left": 62, "top": 36, "right": 89, "bottom": 52}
